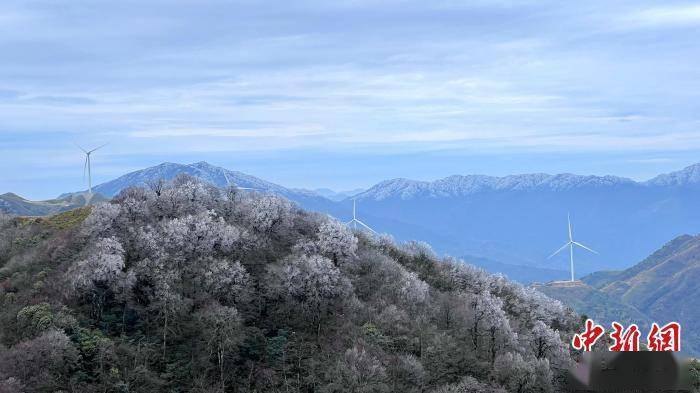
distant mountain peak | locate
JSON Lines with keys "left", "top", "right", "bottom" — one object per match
{"left": 189, "top": 161, "right": 216, "bottom": 169}
{"left": 646, "top": 162, "right": 700, "bottom": 187}
{"left": 0, "top": 192, "right": 23, "bottom": 199}
{"left": 58, "top": 162, "right": 336, "bottom": 210}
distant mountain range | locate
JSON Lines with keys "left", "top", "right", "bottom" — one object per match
{"left": 537, "top": 233, "right": 700, "bottom": 355}
{"left": 463, "top": 255, "right": 569, "bottom": 284}
{"left": 4, "top": 161, "right": 700, "bottom": 280}
{"left": 351, "top": 163, "right": 700, "bottom": 273}
{"left": 0, "top": 192, "right": 107, "bottom": 216}
{"left": 311, "top": 188, "right": 365, "bottom": 201}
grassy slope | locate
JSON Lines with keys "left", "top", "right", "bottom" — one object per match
{"left": 534, "top": 280, "right": 652, "bottom": 327}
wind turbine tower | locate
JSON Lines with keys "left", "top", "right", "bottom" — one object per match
{"left": 345, "top": 199, "right": 376, "bottom": 233}
{"left": 549, "top": 213, "right": 598, "bottom": 282}
{"left": 76, "top": 143, "right": 107, "bottom": 199}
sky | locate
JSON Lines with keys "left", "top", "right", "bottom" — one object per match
{"left": 2, "top": 0, "right": 700, "bottom": 199}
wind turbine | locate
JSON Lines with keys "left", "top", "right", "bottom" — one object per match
{"left": 345, "top": 199, "right": 376, "bottom": 233}
{"left": 76, "top": 143, "right": 107, "bottom": 200}
{"left": 549, "top": 213, "right": 598, "bottom": 282}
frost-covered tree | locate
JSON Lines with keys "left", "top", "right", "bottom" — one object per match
{"left": 71, "top": 237, "right": 125, "bottom": 290}
{"left": 467, "top": 291, "right": 508, "bottom": 354}
{"left": 316, "top": 220, "right": 358, "bottom": 265}
{"left": 195, "top": 302, "right": 242, "bottom": 391}
{"left": 159, "top": 211, "right": 240, "bottom": 262}
{"left": 431, "top": 376, "right": 506, "bottom": 393}
{"left": 69, "top": 237, "right": 132, "bottom": 321}
{"left": 398, "top": 269, "right": 430, "bottom": 308}
{"left": 325, "top": 346, "right": 389, "bottom": 393}
{"left": 0, "top": 330, "right": 78, "bottom": 392}
{"left": 246, "top": 194, "right": 293, "bottom": 234}
{"left": 268, "top": 254, "right": 353, "bottom": 340}
{"left": 81, "top": 203, "right": 121, "bottom": 239}
{"left": 492, "top": 352, "right": 553, "bottom": 393}
{"left": 390, "top": 354, "right": 425, "bottom": 393}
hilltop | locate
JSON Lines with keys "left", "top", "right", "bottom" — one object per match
{"left": 0, "top": 175, "right": 577, "bottom": 392}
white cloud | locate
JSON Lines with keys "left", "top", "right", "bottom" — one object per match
{"left": 129, "top": 124, "right": 327, "bottom": 138}
{"left": 624, "top": 4, "right": 700, "bottom": 28}
{"left": 627, "top": 157, "right": 675, "bottom": 164}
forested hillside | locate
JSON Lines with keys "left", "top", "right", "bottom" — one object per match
{"left": 0, "top": 175, "right": 578, "bottom": 392}
{"left": 584, "top": 234, "right": 700, "bottom": 355}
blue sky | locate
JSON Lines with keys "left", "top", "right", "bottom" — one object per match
{"left": 2, "top": 0, "right": 700, "bottom": 199}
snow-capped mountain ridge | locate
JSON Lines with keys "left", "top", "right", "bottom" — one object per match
{"left": 646, "top": 163, "right": 700, "bottom": 187}
{"left": 357, "top": 163, "right": 700, "bottom": 201}
{"left": 357, "top": 172, "right": 638, "bottom": 200}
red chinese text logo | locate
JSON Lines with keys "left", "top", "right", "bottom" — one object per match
{"left": 608, "top": 322, "right": 640, "bottom": 351}
{"left": 572, "top": 320, "right": 681, "bottom": 352}
{"left": 572, "top": 319, "right": 605, "bottom": 351}
{"left": 647, "top": 322, "right": 681, "bottom": 352}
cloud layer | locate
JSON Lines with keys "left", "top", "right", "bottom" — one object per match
{"left": 1, "top": 0, "right": 700, "bottom": 198}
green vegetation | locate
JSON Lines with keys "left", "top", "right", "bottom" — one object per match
{"left": 580, "top": 235, "right": 700, "bottom": 355}
{"left": 534, "top": 281, "right": 651, "bottom": 328}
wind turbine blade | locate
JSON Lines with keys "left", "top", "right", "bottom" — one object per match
{"left": 83, "top": 156, "right": 88, "bottom": 181}
{"left": 548, "top": 242, "right": 571, "bottom": 258}
{"left": 572, "top": 241, "right": 598, "bottom": 254}
{"left": 356, "top": 219, "right": 377, "bottom": 234}
{"left": 568, "top": 213, "right": 573, "bottom": 241}
{"left": 88, "top": 143, "right": 108, "bottom": 153}
{"left": 345, "top": 219, "right": 354, "bottom": 225}
{"left": 74, "top": 142, "right": 87, "bottom": 153}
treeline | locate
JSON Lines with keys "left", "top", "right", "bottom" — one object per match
{"left": 0, "top": 175, "right": 578, "bottom": 392}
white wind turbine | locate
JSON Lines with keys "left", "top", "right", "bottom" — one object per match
{"left": 76, "top": 143, "right": 107, "bottom": 201}
{"left": 345, "top": 199, "right": 376, "bottom": 233}
{"left": 549, "top": 213, "right": 598, "bottom": 282}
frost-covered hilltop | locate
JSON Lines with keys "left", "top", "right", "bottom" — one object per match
{"left": 0, "top": 174, "right": 577, "bottom": 392}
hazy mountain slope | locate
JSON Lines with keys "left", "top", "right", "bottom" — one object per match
{"left": 541, "top": 234, "right": 700, "bottom": 354}
{"left": 351, "top": 163, "right": 700, "bottom": 273}
{"left": 590, "top": 234, "right": 700, "bottom": 354}
{"left": 0, "top": 192, "right": 107, "bottom": 216}
{"left": 311, "top": 188, "right": 365, "bottom": 201}
{"left": 579, "top": 270, "right": 622, "bottom": 289}
{"left": 646, "top": 163, "right": 700, "bottom": 187}
{"left": 534, "top": 281, "right": 652, "bottom": 328}
{"left": 463, "top": 255, "right": 569, "bottom": 284}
